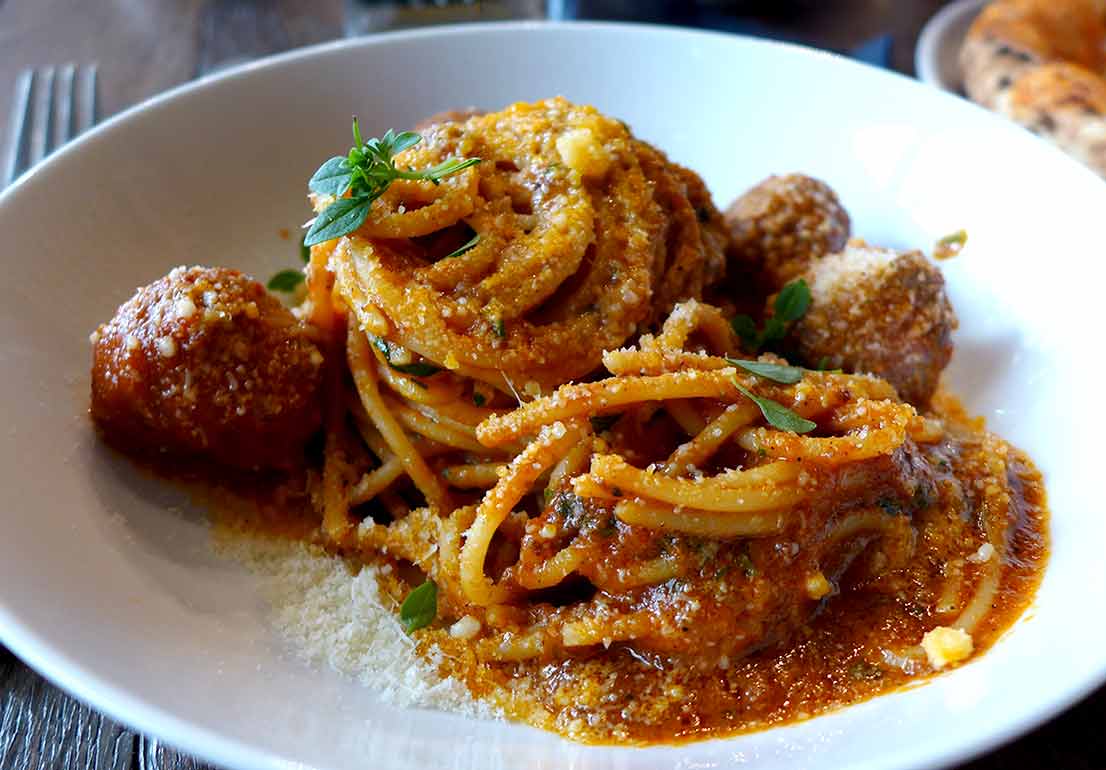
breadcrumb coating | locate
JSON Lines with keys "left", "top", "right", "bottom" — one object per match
{"left": 91, "top": 266, "right": 324, "bottom": 469}
{"left": 790, "top": 243, "right": 957, "bottom": 406}
{"left": 724, "top": 173, "right": 850, "bottom": 292}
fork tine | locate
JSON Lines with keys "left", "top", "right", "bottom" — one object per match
{"left": 55, "top": 63, "right": 76, "bottom": 149}
{"left": 77, "top": 64, "right": 99, "bottom": 136}
{"left": 3, "top": 69, "right": 34, "bottom": 186}
{"left": 28, "top": 67, "right": 56, "bottom": 166}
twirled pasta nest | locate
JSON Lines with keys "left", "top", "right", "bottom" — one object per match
{"left": 321, "top": 97, "right": 727, "bottom": 393}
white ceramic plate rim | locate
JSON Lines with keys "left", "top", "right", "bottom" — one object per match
{"left": 1, "top": 20, "right": 1104, "bottom": 770}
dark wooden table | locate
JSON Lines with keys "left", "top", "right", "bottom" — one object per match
{"left": 1, "top": 1, "right": 1103, "bottom": 768}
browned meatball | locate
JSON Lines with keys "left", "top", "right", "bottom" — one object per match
{"left": 788, "top": 243, "right": 957, "bottom": 407}
{"left": 90, "top": 266, "right": 324, "bottom": 470}
{"left": 725, "top": 174, "right": 851, "bottom": 293}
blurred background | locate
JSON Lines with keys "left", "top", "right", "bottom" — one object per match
{"left": 0, "top": 0, "right": 951, "bottom": 128}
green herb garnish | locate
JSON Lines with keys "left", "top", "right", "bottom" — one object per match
{"left": 391, "top": 361, "right": 440, "bottom": 377}
{"left": 934, "top": 229, "right": 968, "bottom": 260}
{"left": 443, "top": 233, "right": 480, "bottom": 259}
{"left": 304, "top": 121, "right": 480, "bottom": 247}
{"left": 370, "top": 334, "right": 440, "bottom": 377}
{"left": 590, "top": 414, "right": 621, "bottom": 433}
{"left": 267, "top": 268, "right": 305, "bottom": 293}
{"left": 735, "top": 383, "right": 816, "bottom": 434}
{"left": 472, "top": 392, "right": 486, "bottom": 407}
{"left": 492, "top": 318, "right": 506, "bottom": 338}
{"left": 725, "top": 358, "right": 804, "bottom": 385}
{"left": 730, "top": 315, "right": 759, "bottom": 350}
{"left": 299, "top": 234, "right": 310, "bottom": 263}
{"left": 730, "top": 278, "right": 811, "bottom": 352}
{"left": 774, "top": 278, "right": 812, "bottom": 321}
{"left": 937, "top": 229, "right": 967, "bottom": 248}
{"left": 399, "top": 580, "right": 437, "bottom": 633}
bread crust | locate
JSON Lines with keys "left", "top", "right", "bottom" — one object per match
{"left": 961, "top": 0, "right": 1106, "bottom": 175}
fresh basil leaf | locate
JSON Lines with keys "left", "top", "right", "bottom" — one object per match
{"left": 304, "top": 196, "right": 370, "bottom": 246}
{"left": 773, "top": 278, "right": 811, "bottom": 323}
{"left": 389, "top": 130, "right": 422, "bottom": 155}
{"left": 493, "top": 318, "right": 505, "bottom": 338}
{"left": 726, "top": 358, "right": 804, "bottom": 384}
{"left": 735, "top": 383, "right": 816, "bottom": 434}
{"left": 299, "top": 233, "right": 310, "bottom": 263}
{"left": 391, "top": 361, "right": 441, "bottom": 377}
{"left": 363, "top": 141, "right": 390, "bottom": 167}
{"left": 399, "top": 580, "right": 437, "bottom": 633}
{"left": 267, "top": 268, "right": 304, "bottom": 293}
{"left": 590, "top": 414, "right": 621, "bottom": 433}
{"left": 442, "top": 233, "right": 480, "bottom": 260}
{"left": 307, "top": 125, "right": 479, "bottom": 246}
{"left": 731, "top": 314, "right": 759, "bottom": 349}
{"left": 760, "top": 316, "right": 786, "bottom": 345}
{"left": 309, "top": 125, "right": 478, "bottom": 247}
{"left": 308, "top": 156, "right": 354, "bottom": 196}
{"left": 731, "top": 279, "right": 810, "bottom": 353}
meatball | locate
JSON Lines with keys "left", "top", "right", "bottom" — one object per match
{"left": 788, "top": 243, "right": 957, "bottom": 407}
{"left": 90, "top": 266, "right": 324, "bottom": 470}
{"left": 724, "top": 174, "right": 851, "bottom": 292}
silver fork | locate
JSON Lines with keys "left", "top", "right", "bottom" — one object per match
{"left": 3, "top": 64, "right": 98, "bottom": 187}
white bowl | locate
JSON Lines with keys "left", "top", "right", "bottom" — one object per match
{"left": 1, "top": 21, "right": 1105, "bottom": 770}
{"left": 915, "top": 0, "right": 986, "bottom": 92}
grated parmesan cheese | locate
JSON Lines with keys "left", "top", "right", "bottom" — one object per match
{"left": 175, "top": 296, "right": 197, "bottom": 320}
{"left": 449, "top": 615, "right": 482, "bottom": 640}
{"left": 156, "top": 336, "right": 177, "bottom": 358}
{"left": 555, "top": 128, "right": 611, "bottom": 179}
{"left": 921, "top": 626, "right": 974, "bottom": 670}
{"left": 212, "top": 533, "right": 501, "bottom": 718}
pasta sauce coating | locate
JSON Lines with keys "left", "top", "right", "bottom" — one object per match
{"left": 327, "top": 97, "right": 725, "bottom": 393}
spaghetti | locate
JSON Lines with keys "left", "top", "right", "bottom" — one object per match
{"left": 88, "top": 97, "right": 1048, "bottom": 745}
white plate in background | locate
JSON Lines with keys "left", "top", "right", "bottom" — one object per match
{"left": 915, "top": 0, "right": 986, "bottom": 92}
{"left": 0, "top": 21, "right": 1105, "bottom": 770}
